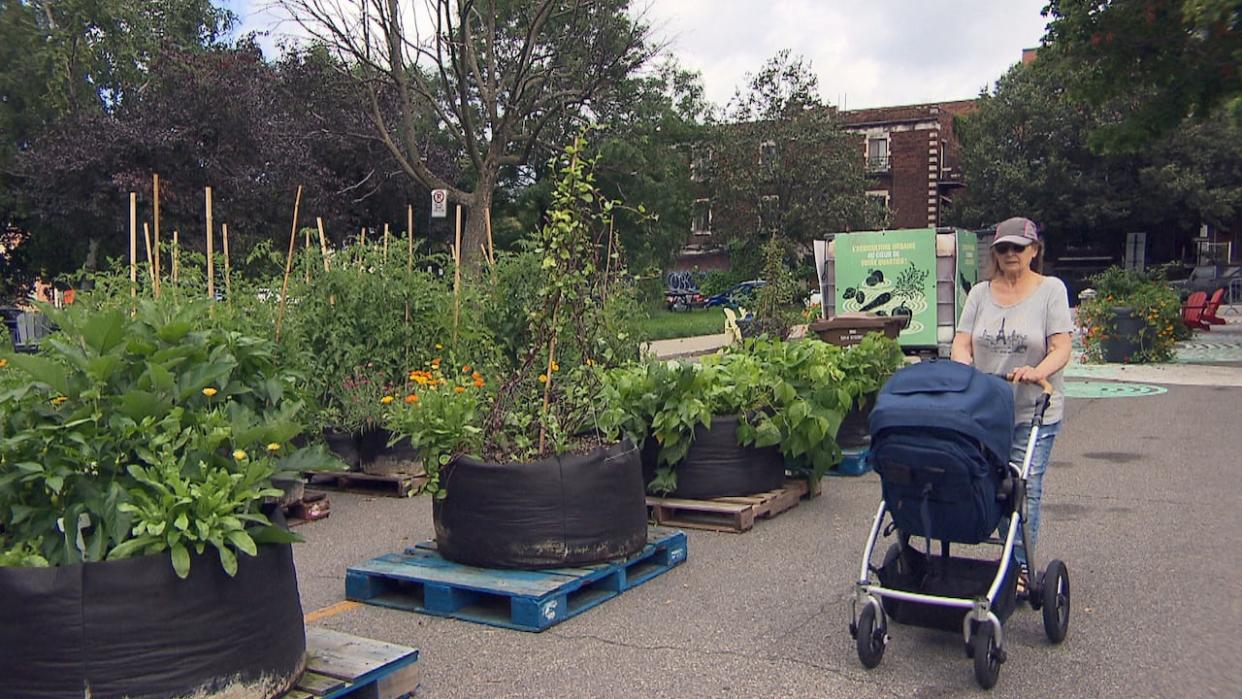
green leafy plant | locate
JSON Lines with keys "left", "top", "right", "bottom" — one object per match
{"left": 1077, "top": 266, "right": 1186, "bottom": 363}
{"left": 385, "top": 130, "right": 644, "bottom": 498}
{"left": 600, "top": 334, "right": 904, "bottom": 494}
{"left": 0, "top": 299, "right": 340, "bottom": 577}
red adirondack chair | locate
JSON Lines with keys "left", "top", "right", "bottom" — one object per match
{"left": 1202, "top": 287, "right": 1227, "bottom": 325}
{"left": 1181, "top": 290, "right": 1210, "bottom": 331}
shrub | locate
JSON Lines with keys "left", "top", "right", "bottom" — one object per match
{"left": 1077, "top": 267, "right": 1186, "bottom": 363}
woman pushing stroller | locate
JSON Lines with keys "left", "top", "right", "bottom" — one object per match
{"left": 850, "top": 217, "right": 1074, "bottom": 689}
{"left": 951, "top": 216, "right": 1074, "bottom": 594}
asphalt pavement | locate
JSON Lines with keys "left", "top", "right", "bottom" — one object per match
{"left": 294, "top": 319, "right": 1242, "bottom": 698}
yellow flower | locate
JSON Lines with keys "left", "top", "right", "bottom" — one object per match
{"left": 585, "top": 358, "right": 596, "bottom": 366}
{"left": 202, "top": 387, "right": 218, "bottom": 397}
{"left": 233, "top": 449, "right": 248, "bottom": 461}
{"left": 380, "top": 395, "right": 395, "bottom": 405}
{"left": 50, "top": 396, "right": 68, "bottom": 405}
{"left": 538, "top": 374, "right": 548, "bottom": 383}
{"left": 266, "top": 443, "right": 281, "bottom": 453}
{"left": 454, "top": 386, "right": 466, "bottom": 394}
{"left": 0, "top": 358, "right": 8, "bottom": 368}
{"left": 551, "top": 361, "right": 559, "bottom": 372}
{"left": 435, "top": 343, "right": 444, "bottom": 350}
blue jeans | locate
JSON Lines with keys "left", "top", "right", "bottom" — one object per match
{"left": 1009, "top": 420, "right": 1061, "bottom": 567}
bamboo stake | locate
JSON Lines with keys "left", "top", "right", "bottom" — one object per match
{"left": 485, "top": 208, "right": 495, "bottom": 265}
{"left": 142, "top": 222, "right": 156, "bottom": 288}
{"left": 359, "top": 227, "right": 367, "bottom": 269}
{"left": 222, "top": 224, "right": 232, "bottom": 304}
{"left": 538, "top": 302, "right": 561, "bottom": 454}
{"left": 404, "top": 205, "right": 413, "bottom": 326}
{"left": 383, "top": 223, "right": 390, "bottom": 267}
{"left": 452, "top": 205, "right": 462, "bottom": 346}
{"left": 275, "top": 186, "right": 304, "bottom": 342}
{"left": 316, "top": 217, "right": 331, "bottom": 272}
{"left": 205, "top": 187, "right": 215, "bottom": 302}
{"left": 129, "top": 193, "right": 137, "bottom": 309}
{"left": 152, "top": 173, "right": 161, "bottom": 298}
{"left": 304, "top": 228, "right": 312, "bottom": 283}
{"left": 602, "top": 214, "right": 615, "bottom": 305}
{"left": 172, "top": 229, "right": 180, "bottom": 283}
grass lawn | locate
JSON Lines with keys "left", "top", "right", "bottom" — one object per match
{"left": 639, "top": 307, "right": 727, "bottom": 341}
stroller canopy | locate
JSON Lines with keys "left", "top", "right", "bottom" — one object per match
{"left": 868, "top": 361, "right": 1015, "bottom": 467}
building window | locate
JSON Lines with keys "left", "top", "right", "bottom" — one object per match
{"left": 690, "top": 147, "right": 711, "bottom": 182}
{"left": 691, "top": 199, "right": 712, "bottom": 235}
{"left": 760, "top": 140, "right": 777, "bottom": 170}
{"left": 866, "top": 137, "right": 889, "bottom": 172}
{"left": 866, "top": 190, "right": 890, "bottom": 210}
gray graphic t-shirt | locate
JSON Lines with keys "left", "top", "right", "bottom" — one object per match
{"left": 957, "top": 277, "right": 1074, "bottom": 425}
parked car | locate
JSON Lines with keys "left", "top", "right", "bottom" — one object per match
{"left": 1169, "top": 264, "right": 1242, "bottom": 298}
{"left": 703, "top": 280, "right": 766, "bottom": 309}
{"left": 665, "top": 288, "right": 706, "bottom": 311}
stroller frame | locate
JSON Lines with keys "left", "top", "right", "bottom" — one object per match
{"left": 849, "top": 378, "right": 1070, "bottom": 689}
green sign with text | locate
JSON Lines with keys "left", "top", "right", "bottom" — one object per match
{"left": 834, "top": 229, "right": 938, "bottom": 347}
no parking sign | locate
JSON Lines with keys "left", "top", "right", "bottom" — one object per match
{"left": 431, "top": 189, "right": 447, "bottom": 218}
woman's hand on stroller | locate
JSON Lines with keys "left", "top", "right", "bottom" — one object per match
{"left": 1007, "top": 366, "right": 1054, "bottom": 394}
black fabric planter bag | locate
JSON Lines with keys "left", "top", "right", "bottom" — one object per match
{"left": 836, "top": 394, "right": 875, "bottom": 449}
{"left": 323, "top": 426, "right": 361, "bottom": 470}
{"left": 433, "top": 439, "right": 647, "bottom": 569}
{"left": 0, "top": 543, "right": 306, "bottom": 699}
{"left": 641, "top": 415, "right": 787, "bottom": 499}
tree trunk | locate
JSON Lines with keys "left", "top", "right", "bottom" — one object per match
{"left": 460, "top": 186, "right": 493, "bottom": 272}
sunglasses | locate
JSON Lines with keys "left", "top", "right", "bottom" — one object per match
{"left": 993, "top": 242, "right": 1029, "bottom": 254}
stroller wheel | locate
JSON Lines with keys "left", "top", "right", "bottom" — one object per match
{"left": 1041, "top": 560, "right": 1071, "bottom": 643}
{"left": 972, "top": 623, "right": 1002, "bottom": 689}
{"left": 855, "top": 604, "right": 886, "bottom": 669}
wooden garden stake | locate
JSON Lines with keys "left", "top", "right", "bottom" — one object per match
{"left": 129, "top": 193, "right": 137, "bottom": 309}
{"left": 304, "top": 228, "right": 312, "bottom": 283}
{"left": 275, "top": 185, "right": 304, "bottom": 342}
{"left": 222, "top": 224, "right": 232, "bottom": 304}
{"left": 485, "top": 208, "right": 495, "bottom": 265}
{"left": 404, "top": 205, "right": 413, "bottom": 326}
{"left": 172, "top": 229, "right": 180, "bottom": 283}
{"left": 142, "top": 222, "right": 156, "bottom": 288}
{"left": 452, "top": 205, "right": 462, "bottom": 346}
{"left": 538, "top": 301, "right": 561, "bottom": 454}
{"left": 205, "top": 187, "right": 215, "bottom": 302}
{"left": 152, "top": 173, "right": 161, "bottom": 297}
{"left": 383, "top": 223, "right": 390, "bottom": 267}
{"left": 316, "top": 217, "right": 331, "bottom": 272}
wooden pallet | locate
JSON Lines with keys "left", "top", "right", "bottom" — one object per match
{"left": 284, "top": 490, "right": 331, "bottom": 527}
{"left": 646, "top": 479, "right": 809, "bottom": 533}
{"left": 281, "top": 627, "right": 420, "bottom": 699}
{"left": 308, "top": 471, "right": 427, "bottom": 498}
{"left": 345, "top": 527, "right": 688, "bottom": 632}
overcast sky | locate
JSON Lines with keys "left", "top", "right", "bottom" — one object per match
{"left": 225, "top": 0, "right": 1051, "bottom": 110}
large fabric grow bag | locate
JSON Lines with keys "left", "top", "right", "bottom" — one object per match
{"left": 0, "top": 543, "right": 306, "bottom": 699}
{"left": 641, "top": 415, "right": 787, "bottom": 499}
{"left": 433, "top": 439, "right": 647, "bottom": 569}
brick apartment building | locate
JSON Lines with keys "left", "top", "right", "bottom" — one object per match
{"left": 841, "top": 99, "right": 976, "bottom": 229}
{"left": 672, "top": 99, "right": 977, "bottom": 273}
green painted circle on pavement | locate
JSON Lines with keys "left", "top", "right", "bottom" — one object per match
{"left": 1064, "top": 381, "right": 1167, "bottom": 398}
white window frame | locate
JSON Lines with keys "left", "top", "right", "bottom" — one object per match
{"left": 691, "top": 198, "right": 712, "bottom": 235}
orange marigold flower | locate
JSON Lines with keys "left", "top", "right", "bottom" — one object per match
{"left": 471, "top": 372, "right": 482, "bottom": 380}
{"left": 473, "top": 379, "right": 485, "bottom": 388}
{"left": 405, "top": 394, "right": 419, "bottom": 403}
{"left": 454, "top": 386, "right": 466, "bottom": 394}
{"left": 462, "top": 364, "right": 472, "bottom": 373}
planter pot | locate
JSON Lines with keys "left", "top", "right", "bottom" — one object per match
{"left": 432, "top": 439, "right": 647, "bottom": 569}
{"left": 323, "top": 426, "right": 360, "bottom": 471}
{"left": 359, "top": 428, "right": 421, "bottom": 476}
{"left": 272, "top": 475, "right": 306, "bottom": 507}
{"left": 0, "top": 543, "right": 305, "bottom": 699}
{"left": 1100, "top": 306, "right": 1144, "bottom": 363}
{"left": 837, "top": 394, "right": 875, "bottom": 449}
{"left": 641, "top": 415, "right": 787, "bottom": 499}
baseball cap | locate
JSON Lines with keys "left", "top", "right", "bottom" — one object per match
{"left": 992, "top": 217, "right": 1039, "bottom": 247}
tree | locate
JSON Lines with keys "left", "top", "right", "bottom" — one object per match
{"left": 276, "top": 0, "right": 657, "bottom": 269}
{"left": 948, "top": 55, "right": 1242, "bottom": 261}
{"left": 1044, "top": 0, "right": 1242, "bottom": 151}
{"left": 703, "top": 51, "right": 878, "bottom": 248}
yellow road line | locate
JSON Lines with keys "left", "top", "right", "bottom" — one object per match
{"left": 304, "top": 600, "right": 361, "bottom": 624}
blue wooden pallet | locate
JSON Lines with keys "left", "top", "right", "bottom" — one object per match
{"left": 828, "top": 447, "right": 871, "bottom": 477}
{"left": 282, "top": 627, "right": 420, "bottom": 699}
{"left": 345, "top": 527, "right": 688, "bottom": 632}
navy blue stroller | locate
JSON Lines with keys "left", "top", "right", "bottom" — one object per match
{"left": 849, "top": 360, "right": 1070, "bottom": 689}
